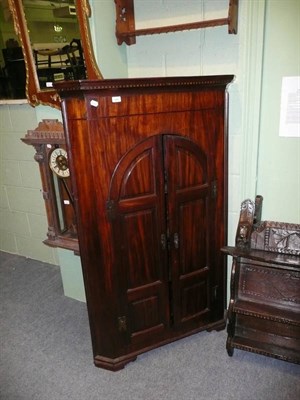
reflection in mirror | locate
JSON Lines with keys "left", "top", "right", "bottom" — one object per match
{"left": 24, "top": 0, "right": 86, "bottom": 90}
{"left": 3, "top": 0, "right": 102, "bottom": 108}
{"left": 0, "top": 0, "right": 26, "bottom": 99}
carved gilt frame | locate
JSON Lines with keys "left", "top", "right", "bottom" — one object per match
{"left": 8, "top": 0, "right": 102, "bottom": 109}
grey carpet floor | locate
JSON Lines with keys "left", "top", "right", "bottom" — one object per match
{"left": 0, "top": 251, "right": 299, "bottom": 400}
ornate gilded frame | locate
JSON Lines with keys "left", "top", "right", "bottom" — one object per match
{"left": 8, "top": 0, "right": 102, "bottom": 109}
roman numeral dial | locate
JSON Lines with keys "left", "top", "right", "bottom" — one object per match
{"left": 49, "top": 147, "right": 70, "bottom": 178}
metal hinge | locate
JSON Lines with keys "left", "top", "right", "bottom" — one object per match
{"left": 212, "top": 285, "right": 218, "bottom": 301}
{"left": 161, "top": 231, "right": 179, "bottom": 251}
{"left": 106, "top": 199, "right": 116, "bottom": 221}
{"left": 173, "top": 232, "right": 179, "bottom": 249}
{"left": 161, "top": 233, "right": 167, "bottom": 250}
{"left": 211, "top": 180, "right": 218, "bottom": 199}
{"left": 118, "top": 316, "right": 127, "bottom": 332}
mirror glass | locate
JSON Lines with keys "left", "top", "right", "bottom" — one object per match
{"left": 0, "top": 0, "right": 26, "bottom": 99}
{"left": 24, "top": 0, "right": 86, "bottom": 90}
{"left": 1, "top": 0, "right": 101, "bottom": 107}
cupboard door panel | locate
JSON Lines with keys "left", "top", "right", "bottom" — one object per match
{"left": 177, "top": 198, "right": 210, "bottom": 323}
{"left": 127, "top": 282, "right": 167, "bottom": 345}
{"left": 122, "top": 210, "right": 161, "bottom": 288}
{"left": 164, "top": 135, "right": 212, "bottom": 328}
{"left": 179, "top": 198, "right": 207, "bottom": 273}
{"left": 181, "top": 276, "right": 209, "bottom": 323}
{"left": 119, "top": 149, "right": 155, "bottom": 199}
{"left": 108, "top": 135, "right": 170, "bottom": 345}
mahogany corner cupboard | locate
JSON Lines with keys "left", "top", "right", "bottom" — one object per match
{"left": 56, "top": 75, "right": 234, "bottom": 370}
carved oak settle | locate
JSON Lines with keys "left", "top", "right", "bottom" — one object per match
{"left": 222, "top": 196, "right": 300, "bottom": 364}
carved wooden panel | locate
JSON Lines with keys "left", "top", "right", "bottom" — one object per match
{"left": 239, "top": 262, "right": 300, "bottom": 307}
{"left": 251, "top": 221, "right": 300, "bottom": 256}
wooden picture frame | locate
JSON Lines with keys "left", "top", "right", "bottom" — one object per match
{"left": 7, "top": 0, "right": 102, "bottom": 109}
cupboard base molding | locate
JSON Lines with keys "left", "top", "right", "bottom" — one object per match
{"left": 94, "top": 318, "right": 226, "bottom": 371}
{"left": 94, "top": 355, "right": 137, "bottom": 372}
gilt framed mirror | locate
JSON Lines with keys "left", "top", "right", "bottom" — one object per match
{"left": 5, "top": 0, "right": 102, "bottom": 108}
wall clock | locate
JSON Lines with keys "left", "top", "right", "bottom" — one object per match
{"left": 49, "top": 147, "right": 70, "bottom": 178}
{"left": 22, "top": 119, "right": 79, "bottom": 253}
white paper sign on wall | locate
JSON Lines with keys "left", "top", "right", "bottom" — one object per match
{"left": 279, "top": 76, "right": 300, "bottom": 138}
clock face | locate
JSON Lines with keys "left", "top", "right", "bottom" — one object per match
{"left": 49, "top": 147, "right": 70, "bottom": 178}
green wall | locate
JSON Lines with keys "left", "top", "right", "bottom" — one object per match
{"left": 257, "top": 0, "right": 300, "bottom": 223}
{"left": 89, "top": 0, "right": 127, "bottom": 78}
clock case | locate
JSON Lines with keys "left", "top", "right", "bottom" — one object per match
{"left": 22, "top": 119, "right": 79, "bottom": 253}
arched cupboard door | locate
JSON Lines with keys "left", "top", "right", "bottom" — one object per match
{"left": 108, "top": 134, "right": 215, "bottom": 347}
